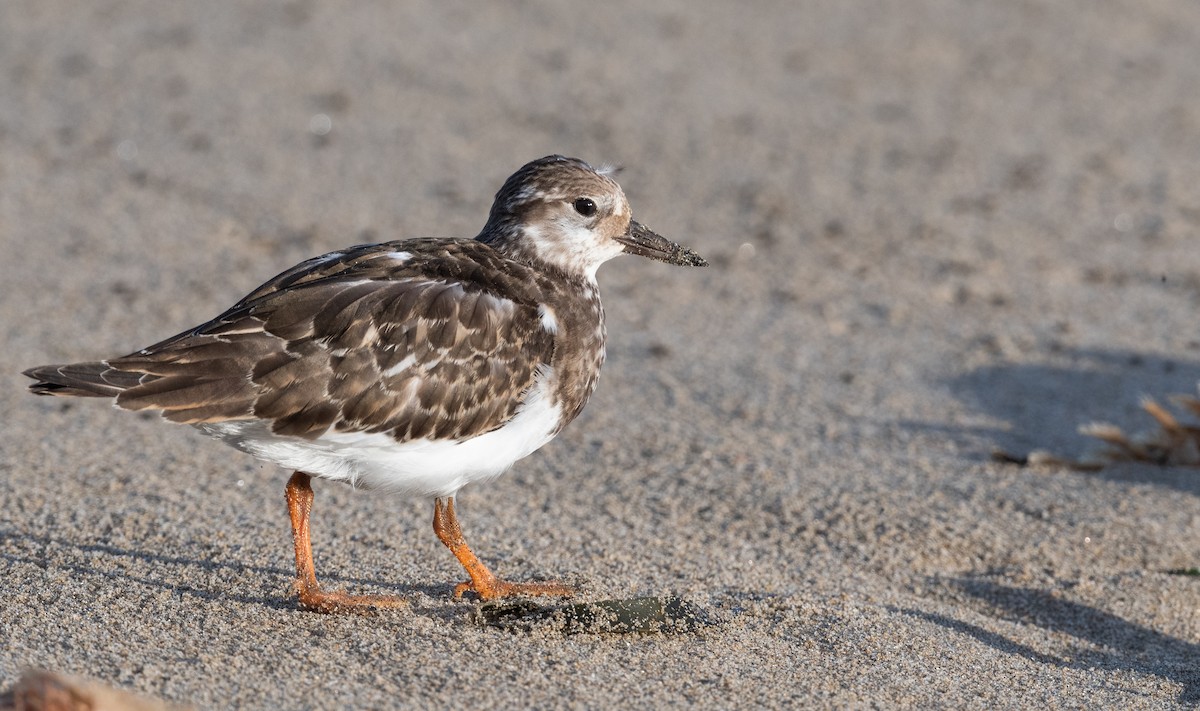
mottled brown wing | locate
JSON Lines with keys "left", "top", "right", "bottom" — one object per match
{"left": 103, "top": 244, "right": 554, "bottom": 442}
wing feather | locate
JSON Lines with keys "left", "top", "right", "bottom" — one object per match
{"left": 81, "top": 241, "right": 554, "bottom": 442}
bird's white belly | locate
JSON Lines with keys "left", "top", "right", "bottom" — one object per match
{"left": 197, "top": 369, "right": 562, "bottom": 498}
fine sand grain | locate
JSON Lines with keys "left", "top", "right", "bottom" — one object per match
{"left": 2, "top": 1, "right": 1198, "bottom": 708}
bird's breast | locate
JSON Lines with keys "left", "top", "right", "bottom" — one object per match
{"left": 543, "top": 286, "right": 606, "bottom": 432}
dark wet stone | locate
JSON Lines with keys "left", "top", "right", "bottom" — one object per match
{"left": 473, "top": 596, "right": 713, "bottom": 635}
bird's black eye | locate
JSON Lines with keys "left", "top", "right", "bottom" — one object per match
{"left": 573, "top": 197, "right": 597, "bottom": 217}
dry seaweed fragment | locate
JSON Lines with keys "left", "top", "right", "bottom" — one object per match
{"left": 993, "top": 390, "right": 1200, "bottom": 470}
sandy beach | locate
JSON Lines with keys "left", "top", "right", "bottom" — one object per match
{"left": 2, "top": 1, "right": 1198, "bottom": 707}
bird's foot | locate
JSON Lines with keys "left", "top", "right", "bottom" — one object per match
{"left": 453, "top": 576, "right": 574, "bottom": 601}
{"left": 433, "top": 497, "right": 575, "bottom": 602}
{"left": 295, "top": 582, "right": 408, "bottom": 614}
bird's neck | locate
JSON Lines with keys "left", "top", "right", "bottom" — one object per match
{"left": 476, "top": 221, "right": 607, "bottom": 286}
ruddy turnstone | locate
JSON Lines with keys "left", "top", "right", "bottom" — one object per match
{"left": 24, "top": 155, "right": 707, "bottom": 612}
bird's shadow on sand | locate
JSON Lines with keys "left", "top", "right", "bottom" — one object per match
{"left": 0, "top": 531, "right": 447, "bottom": 611}
{"left": 1, "top": 531, "right": 704, "bottom": 632}
{"left": 911, "top": 346, "right": 1200, "bottom": 495}
{"left": 898, "top": 577, "right": 1200, "bottom": 704}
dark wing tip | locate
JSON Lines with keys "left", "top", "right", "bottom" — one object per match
{"left": 23, "top": 365, "right": 62, "bottom": 394}
{"left": 23, "top": 364, "right": 51, "bottom": 380}
{"left": 21, "top": 362, "right": 126, "bottom": 398}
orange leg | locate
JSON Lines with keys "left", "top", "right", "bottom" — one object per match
{"left": 285, "top": 471, "right": 406, "bottom": 613}
{"left": 432, "top": 497, "right": 574, "bottom": 601}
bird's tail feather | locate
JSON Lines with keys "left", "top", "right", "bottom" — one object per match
{"left": 23, "top": 362, "right": 144, "bottom": 398}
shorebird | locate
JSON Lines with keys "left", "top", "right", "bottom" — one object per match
{"left": 24, "top": 155, "right": 707, "bottom": 612}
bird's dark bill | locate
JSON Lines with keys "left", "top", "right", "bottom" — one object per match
{"left": 616, "top": 221, "right": 708, "bottom": 267}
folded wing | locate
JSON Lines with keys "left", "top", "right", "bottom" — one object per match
{"left": 26, "top": 241, "right": 554, "bottom": 443}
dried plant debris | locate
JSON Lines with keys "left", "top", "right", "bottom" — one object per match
{"left": 473, "top": 595, "right": 715, "bottom": 635}
{"left": 994, "top": 391, "right": 1200, "bottom": 471}
{"left": 0, "top": 670, "right": 189, "bottom": 711}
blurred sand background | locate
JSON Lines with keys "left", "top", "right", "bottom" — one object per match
{"left": 2, "top": 0, "right": 1198, "bottom": 707}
